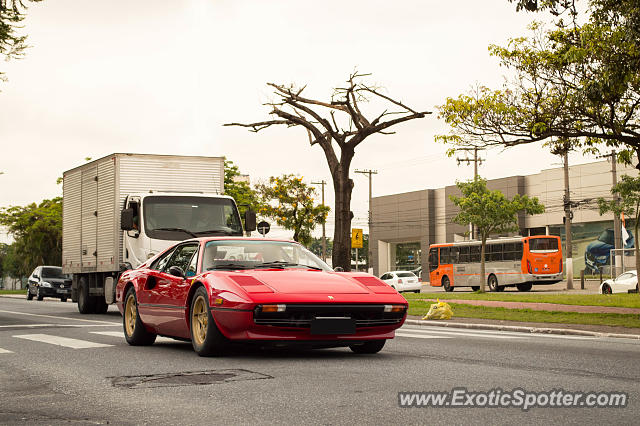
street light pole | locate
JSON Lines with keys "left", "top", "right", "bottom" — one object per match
{"left": 311, "top": 180, "right": 327, "bottom": 262}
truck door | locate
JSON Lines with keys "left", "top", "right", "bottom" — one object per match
{"left": 123, "top": 197, "right": 146, "bottom": 268}
{"left": 81, "top": 166, "right": 98, "bottom": 270}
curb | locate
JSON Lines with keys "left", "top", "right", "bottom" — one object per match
{"left": 404, "top": 319, "right": 640, "bottom": 340}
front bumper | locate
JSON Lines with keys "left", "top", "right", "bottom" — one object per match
{"left": 36, "top": 286, "right": 71, "bottom": 297}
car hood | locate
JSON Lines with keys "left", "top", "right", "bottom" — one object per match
{"left": 233, "top": 269, "right": 371, "bottom": 294}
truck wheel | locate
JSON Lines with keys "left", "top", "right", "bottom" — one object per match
{"left": 77, "top": 277, "right": 95, "bottom": 314}
{"left": 123, "top": 287, "right": 156, "bottom": 346}
{"left": 93, "top": 297, "right": 108, "bottom": 314}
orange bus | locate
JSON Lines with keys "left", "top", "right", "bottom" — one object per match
{"left": 428, "top": 235, "right": 563, "bottom": 292}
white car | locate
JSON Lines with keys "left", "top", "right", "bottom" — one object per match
{"left": 380, "top": 271, "right": 421, "bottom": 293}
{"left": 600, "top": 270, "right": 639, "bottom": 294}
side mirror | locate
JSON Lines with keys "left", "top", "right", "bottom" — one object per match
{"left": 120, "top": 208, "right": 134, "bottom": 231}
{"left": 244, "top": 209, "right": 257, "bottom": 232}
{"left": 334, "top": 267, "right": 344, "bottom": 272}
{"left": 168, "top": 266, "right": 185, "bottom": 278}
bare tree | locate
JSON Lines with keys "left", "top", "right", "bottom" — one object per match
{"left": 225, "top": 72, "right": 430, "bottom": 270}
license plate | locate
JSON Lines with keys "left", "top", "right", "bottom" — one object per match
{"left": 58, "top": 289, "right": 70, "bottom": 294}
{"left": 310, "top": 317, "right": 356, "bottom": 335}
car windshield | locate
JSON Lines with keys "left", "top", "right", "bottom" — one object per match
{"left": 202, "top": 240, "right": 332, "bottom": 272}
{"left": 41, "top": 267, "right": 68, "bottom": 279}
{"left": 529, "top": 237, "right": 559, "bottom": 252}
{"left": 597, "top": 229, "right": 615, "bottom": 245}
{"left": 143, "top": 196, "right": 243, "bottom": 241}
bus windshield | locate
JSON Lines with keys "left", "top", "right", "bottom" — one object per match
{"left": 529, "top": 237, "right": 559, "bottom": 253}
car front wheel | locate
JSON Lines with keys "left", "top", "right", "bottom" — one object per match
{"left": 26, "top": 286, "right": 33, "bottom": 300}
{"left": 190, "top": 286, "right": 227, "bottom": 356}
{"left": 350, "top": 340, "right": 386, "bottom": 354}
{"left": 36, "top": 287, "right": 43, "bottom": 301}
{"left": 602, "top": 284, "right": 613, "bottom": 294}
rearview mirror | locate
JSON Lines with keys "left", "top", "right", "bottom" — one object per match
{"left": 244, "top": 209, "right": 257, "bottom": 232}
{"left": 120, "top": 208, "right": 134, "bottom": 230}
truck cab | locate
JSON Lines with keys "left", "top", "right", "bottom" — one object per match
{"left": 121, "top": 192, "right": 245, "bottom": 269}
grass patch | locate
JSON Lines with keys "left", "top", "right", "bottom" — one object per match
{"left": 0, "top": 289, "right": 25, "bottom": 295}
{"left": 402, "top": 292, "right": 640, "bottom": 309}
{"left": 408, "top": 300, "right": 640, "bottom": 329}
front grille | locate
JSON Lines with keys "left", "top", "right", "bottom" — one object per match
{"left": 253, "top": 304, "right": 405, "bottom": 328}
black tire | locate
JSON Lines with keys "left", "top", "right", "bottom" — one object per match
{"left": 471, "top": 286, "right": 480, "bottom": 292}
{"left": 442, "top": 276, "right": 453, "bottom": 292}
{"left": 414, "top": 290, "right": 421, "bottom": 294}
{"left": 26, "top": 286, "right": 33, "bottom": 300}
{"left": 190, "top": 286, "right": 228, "bottom": 356}
{"left": 123, "top": 287, "right": 156, "bottom": 346}
{"left": 60, "top": 297, "right": 67, "bottom": 302}
{"left": 488, "top": 275, "right": 501, "bottom": 292}
{"left": 77, "top": 277, "right": 95, "bottom": 314}
{"left": 36, "top": 287, "right": 44, "bottom": 301}
{"left": 602, "top": 284, "right": 612, "bottom": 295}
{"left": 517, "top": 283, "right": 532, "bottom": 292}
{"left": 93, "top": 297, "right": 109, "bottom": 314}
{"left": 349, "top": 340, "right": 386, "bottom": 354}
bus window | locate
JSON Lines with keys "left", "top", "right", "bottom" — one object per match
{"left": 428, "top": 248, "right": 438, "bottom": 272}
{"left": 451, "top": 246, "right": 460, "bottom": 263}
{"left": 459, "top": 246, "right": 470, "bottom": 263}
{"left": 504, "top": 243, "right": 518, "bottom": 261}
{"left": 529, "top": 237, "right": 559, "bottom": 252}
{"left": 470, "top": 245, "right": 481, "bottom": 263}
{"left": 488, "top": 243, "right": 503, "bottom": 261}
{"left": 441, "top": 247, "right": 451, "bottom": 264}
{"left": 515, "top": 242, "right": 523, "bottom": 258}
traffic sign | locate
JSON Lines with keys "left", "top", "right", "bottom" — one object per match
{"left": 351, "top": 228, "right": 363, "bottom": 248}
{"left": 257, "top": 221, "right": 270, "bottom": 236}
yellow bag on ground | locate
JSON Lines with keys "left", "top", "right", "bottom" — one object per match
{"left": 422, "top": 299, "right": 453, "bottom": 320}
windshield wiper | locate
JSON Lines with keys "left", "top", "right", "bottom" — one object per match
{"left": 194, "top": 229, "right": 235, "bottom": 236}
{"left": 254, "top": 261, "right": 323, "bottom": 270}
{"left": 153, "top": 228, "right": 197, "bottom": 238}
{"left": 206, "top": 263, "right": 249, "bottom": 270}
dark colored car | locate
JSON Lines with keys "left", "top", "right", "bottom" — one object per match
{"left": 585, "top": 229, "right": 634, "bottom": 274}
{"left": 27, "top": 266, "right": 72, "bottom": 302}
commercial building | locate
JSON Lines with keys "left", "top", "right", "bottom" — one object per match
{"left": 370, "top": 159, "right": 637, "bottom": 278}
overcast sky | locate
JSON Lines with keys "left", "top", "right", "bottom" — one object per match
{"left": 0, "top": 0, "right": 597, "bottom": 240}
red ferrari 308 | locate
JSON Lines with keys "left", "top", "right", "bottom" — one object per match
{"left": 115, "top": 237, "right": 408, "bottom": 356}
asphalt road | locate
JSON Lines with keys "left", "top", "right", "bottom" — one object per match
{"left": 1, "top": 297, "right": 639, "bottom": 425}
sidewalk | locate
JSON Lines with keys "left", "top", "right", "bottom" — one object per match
{"left": 418, "top": 298, "right": 640, "bottom": 315}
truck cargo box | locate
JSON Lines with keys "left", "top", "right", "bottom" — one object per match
{"left": 62, "top": 153, "right": 224, "bottom": 274}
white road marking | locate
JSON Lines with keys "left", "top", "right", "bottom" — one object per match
{"left": 14, "top": 334, "right": 113, "bottom": 349}
{"left": 401, "top": 326, "right": 598, "bottom": 340}
{"left": 0, "top": 348, "right": 13, "bottom": 354}
{"left": 0, "top": 309, "right": 119, "bottom": 325}
{"left": 399, "top": 327, "right": 526, "bottom": 339}
{"left": 396, "top": 332, "right": 453, "bottom": 339}
{"left": 0, "top": 324, "right": 55, "bottom": 328}
{"left": 90, "top": 331, "right": 182, "bottom": 343}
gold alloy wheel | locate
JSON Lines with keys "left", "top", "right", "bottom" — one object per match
{"left": 124, "top": 294, "right": 137, "bottom": 337}
{"left": 191, "top": 295, "right": 208, "bottom": 346}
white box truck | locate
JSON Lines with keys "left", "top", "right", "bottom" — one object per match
{"left": 62, "top": 153, "right": 256, "bottom": 314}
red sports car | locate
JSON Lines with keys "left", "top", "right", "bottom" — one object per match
{"left": 115, "top": 237, "right": 408, "bottom": 356}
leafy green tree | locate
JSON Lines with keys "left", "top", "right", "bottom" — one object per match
{"left": 437, "top": 0, "right": 640, "bottom": 167}
{"left": 2, "top": 243, "right": 23, "bottom": 281}
{"left": 0, "top": 197, "right": 62, "bottom": 277}
{"left": 0, "top": 242, "right": 6, "bottom": 278}
{"left": 1, "top": 1, "right": 43, "bottom": 82}
{"left": 309, "top": 237, "right": 333, "bottom": 259}
{"left": 223, "top": 159, "right": 261, "bottom": 217}
{"left": 256, "top": 175, "right": 330, "bottom": 246}
{"left": 450, "top": 179, "right": 545, "bottom": 291}
{"left": 598, "top": 175, "right": 640, "bottom": 277}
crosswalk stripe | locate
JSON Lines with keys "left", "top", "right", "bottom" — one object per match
{"left": 0, "top": 348, "right": 13, "bottom": 354}
{"left": 396, "top": 332, "right": 453, "bottom": 339}
{"left": 399, "top": 327, "right": 526, "bottom": 339}
{"left": 90, "top": 331, "right": 182, "bottom": 344}
{"left": 14, "top": 334, "right": 113, "bottom": 349}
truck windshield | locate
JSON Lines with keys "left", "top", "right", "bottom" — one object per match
{"left": 143, "top": 196, "right": 243, "bottom": 240}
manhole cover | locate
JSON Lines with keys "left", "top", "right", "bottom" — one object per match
{"left": 109, "top": 369, "right": 272, "bottom": 389}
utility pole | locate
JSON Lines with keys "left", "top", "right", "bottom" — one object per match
{"left": 456, "top": 147, "right": 485, "bottom": 239}
{"left": 311, "top": 180, "right": 327, "bottom": 262}
{"left": 355, "top": 169, "right": 377, "bottom": 271}
{"left": 596, "top": 151, "right": 622, "bottom": 275}
{"left": 563, "top": 150, "right": 574, "bottom": 289}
